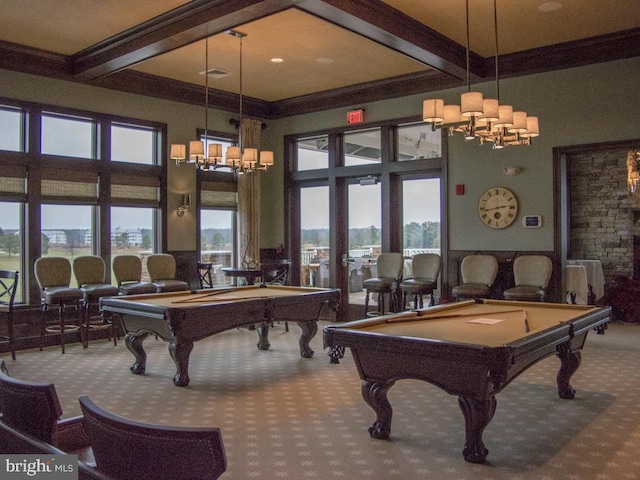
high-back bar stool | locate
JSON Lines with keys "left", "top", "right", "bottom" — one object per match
{"left": 146, "top": 254, "right": 189, "bottom": 293}
{"left": 363, "top": 252, "right": 405, "bottom": 316}
{"left": 112, "top": 255, "right": 156, "bottom": 296}
{"left": 34, "top": 257, "right": 84, "bottom": 354}
{"left": 73, "top": 255, "right": 120, "bottom": 347}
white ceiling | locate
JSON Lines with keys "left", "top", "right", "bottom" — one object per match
{"left": 0, "top": 0, "right": 638, "bottom": 103}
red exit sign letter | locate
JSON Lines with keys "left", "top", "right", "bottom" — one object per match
{"left": 347, "top": 109, "right": 365, "bottom": 124}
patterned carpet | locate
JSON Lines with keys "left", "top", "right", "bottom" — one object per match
{"left": 2, "top": 321, "right": 639, "bottom": 480}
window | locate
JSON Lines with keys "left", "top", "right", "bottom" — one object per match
{"left": 41, "top": 204, "right": 93, "bottom": 286}
{"left": 402, "top": 178, "right": 441, "bottom": 254}
{"left": 344, "top": 129, "right": 381, "bottom": 166}
{"left": 41, "top": 114, "right": 94, "bottom": 159}
{"left": 112, "top": 206, "right": 156, "bottom": 283}
{"left": 0, "top": 107, "right": 23, "bottom": 152}
{"left": 200, "top": 209, "right": 235, "bottom": 287}
{"left": 297, "top": 136, "right": 329, "bottom": 171}
{"left": 111, "top": 124, "right": 156, "bottom": 165}
{"left": 0, "top": 201, "right": 22, "bottom": 302}
{"left": 397, "top": 123, "right": 441, "bottom": 160}
{"left": 0, "top": 98, "right": 165, "bottom": 305}
{"left": 199, "top": 177, "right": 237, "bottom": 286}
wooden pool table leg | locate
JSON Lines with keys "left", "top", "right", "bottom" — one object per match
{"left": 255, "top": 321, "right": 271, "bottom": 351}
{"left": 458, "top": 395, "right": 496, "bottom": 464}
{"left": 169, "top": 339, "right": 193, "bottom": 387}
{"left": 297, "top": 320, "right": 317, "bottom": 358}
{"left": 125, "top": 332, "right": 148, "bottom": 375}
{"left": 556, "top": 343, "right": 581, "bottom": 399}
{"left": 362, "top": 379, "right": 395, "bottom": 440}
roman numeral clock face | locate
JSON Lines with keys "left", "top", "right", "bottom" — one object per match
{"left": 477, "top": 187, "right": 519, "bottom": 229}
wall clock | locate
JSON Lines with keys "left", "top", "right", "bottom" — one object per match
{"left": 477, "top": 187, "right": 518, "bottom": 229}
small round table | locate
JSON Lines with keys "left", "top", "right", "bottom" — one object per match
{"left": 221, "top": 267, "right": 262, "bottom": 285}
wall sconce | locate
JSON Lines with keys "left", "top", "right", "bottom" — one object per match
{"left": 503, "top": 166, "right": 522, "bottom": 176}
{"left": 177, "top": 193, "right": 192, "bottom": 217}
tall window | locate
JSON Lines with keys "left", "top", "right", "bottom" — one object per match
{"left": 0, "top": 98, "right": 165, "bottom": 304}
{"left": 200, "top": 209, "right": 235, "bottom": 287}
{"left": 287, "top": 121, "right": 444, "bottom": 311}
{"left": 41, "top": 204, "right": 93, "bottom": 286}
{"left": 0, "top": 202, "right": 22, "bottom": 302}
{"left": 402, "top": 178, "right": 441, "bottom": 254}
{"left": 199, "top": 173, "right": 237, "bottom": 286}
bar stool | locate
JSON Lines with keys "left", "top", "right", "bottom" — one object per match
{"left": 503, "top": 255, "right": 552, "bottom": 302}
{"left": 363, "top": 253, "right": 404, "bottom": 316}
{"left": 146, "top": 254, "right": 189, "bottom": 293}
{"left": 34, "top": 257, "right": 83, "bottom": 354}
{"left": 112, "top": 255, "right": 156, "bottom": 295}
{"left": 400, "top": 253, "right": 441, "bottom": 309}
{"left": 73, "top": 256, "right": 120, "bottom": 347}
{"left": 451, "top": 255, "right": 499, "bottom": 301}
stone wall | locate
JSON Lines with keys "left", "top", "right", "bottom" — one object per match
{"left": 568, "top": 148, "right": 638, "bottom": 283}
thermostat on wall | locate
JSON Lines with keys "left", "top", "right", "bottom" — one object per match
{"left": 523, "top": 215, "right": 542, "bottom": 228}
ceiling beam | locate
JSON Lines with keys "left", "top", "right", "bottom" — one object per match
{"left": 70, "top": 0, "right": 294, "bottom": 79}
{"left": 69, "top": 0, "right": 476, "bottom": 83}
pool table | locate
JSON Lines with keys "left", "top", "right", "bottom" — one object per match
{"left": 101, "top": 285, "right": 340, "bottom": 387}
{"left": 323, "top": 299, "right": 610, "bottom": 463}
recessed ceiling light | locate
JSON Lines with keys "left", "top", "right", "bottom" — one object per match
{"left": 271, "top": 58, "right": 284, "bottom": 63}
{"left": 316, "top": 57, "right": 334, "bottom": 64}
{"left": 539, "top": 2, "right": 563, "bottom": 12}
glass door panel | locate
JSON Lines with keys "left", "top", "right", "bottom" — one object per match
{"left": 300, "top": 186, "right": 330, "bottom": 287}
{"left": 348, "top": 182, "right": 381, "bottom": 305}
{"left": 402, "top": 177, "right": 441, "bottom": 301}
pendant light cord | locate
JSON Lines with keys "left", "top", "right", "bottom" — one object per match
{"left": 493, "top": 0, "right": 500, "bottom": 101}
{"left": 465, "top": 0, "right": 471, "bottom": 92}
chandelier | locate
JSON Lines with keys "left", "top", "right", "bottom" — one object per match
{"left": 422, "top": 0, "right": 539, "bottom": 149}
{"left": 171, "top": 31, "right": 273, "bottom": 172}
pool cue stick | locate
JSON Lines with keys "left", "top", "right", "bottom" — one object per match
{"left": 172, "top": 288, "right": 238, "bottom": 303}
{"left": 523, "top": 310, "right": 530, "bottom": 332}
{"left": 387, "top": 309, "right": 526, "bottom": 323}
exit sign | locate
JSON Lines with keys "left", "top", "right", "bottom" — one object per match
{"left": 347, "top": 109, "right": 365, "bottom": 124}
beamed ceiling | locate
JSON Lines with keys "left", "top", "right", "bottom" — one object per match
{"left": 0, "top": 0, "right": 638, "bottom": 119}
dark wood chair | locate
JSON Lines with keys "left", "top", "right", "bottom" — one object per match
{"left": 261, "top": 260, "right": 292, "bottom": 331}
{"left": 197, "top": 262, "right": 214, "bottom": 289}
{"left": 79, "top": 395, "right": 227, "bottom": 480}
{"left": 0, "top": 270, "right": 19, "bottom": 360}
{"left": 0, "top": 419, "right": 114, "bottom": 480}
{"left": 0, "top": 360, "right": 92, "bottom": 463}
{"left": 260, "top": 260, "right": 291, "bottom": 285}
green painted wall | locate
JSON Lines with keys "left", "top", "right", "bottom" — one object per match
{"left": 2, "top": 57, "right": 639, "bottom": 252}
{"left": 265, "top": 57, "right": 640, "bottom": 251}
